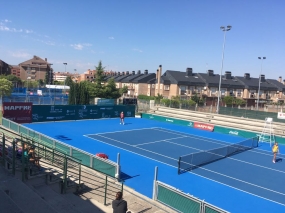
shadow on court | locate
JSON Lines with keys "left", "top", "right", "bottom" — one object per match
{"left": 55, "top": 135, "right": 72, "bottom": 141}
{"left": 120, "top": 172, "right": 140, "bottom": 181}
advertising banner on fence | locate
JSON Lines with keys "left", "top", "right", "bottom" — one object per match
{"left": 3, "top": 102, "right": 33, "bottom": 123}
{"left": 31, "top": 105, "right": 135, "bottom": 122}
{"left": 277, "top": 112, "right": 285, "bottom": 119}
{"left": 194, "top": 122, "right": 214, "bottom": 131}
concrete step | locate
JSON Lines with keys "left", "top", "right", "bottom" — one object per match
{"left": 30, "top": 182, "right": 112, "bottom": 213}
{"left": 0, "top": 167, "right": 57, "bottom": 213}
{"left": 0, "top": 189, "right": 22, "bottom": 213}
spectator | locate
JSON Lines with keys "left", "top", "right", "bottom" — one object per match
{"left": 112, "top": 191, "right": 128, "bottom": 213}
{"left": 28, "top": 146, "right": 42, "bottom": 170}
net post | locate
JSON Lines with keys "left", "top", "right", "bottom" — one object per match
{"left": 115, "top": 153, "right": 120, "bottom": 180}
{"left": 152, "top": 166, "right": 158, "bottom": 200}
{"left": 178, "top": 157, "right": 181, "bottom": 175}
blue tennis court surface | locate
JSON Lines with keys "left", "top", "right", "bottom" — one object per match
{"left": 24, "top": 118, "right": 285, "bottom": 213}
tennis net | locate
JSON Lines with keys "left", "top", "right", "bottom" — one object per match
{"left": 178, "top": 137, "right": 259, "bottom": 174}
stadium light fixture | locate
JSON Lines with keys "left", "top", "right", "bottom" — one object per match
{"left": 217, "top": 25, "right": 232, "bottom": 113}
{"left": 257, "top": 57, "right": 266, "bottom": 110}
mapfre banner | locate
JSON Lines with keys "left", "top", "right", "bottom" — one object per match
{"left": 194, "top": 122, "right": 214, "bottom": 132}
{"left": 3, "top": 102, "right": 33, "bottom": 123}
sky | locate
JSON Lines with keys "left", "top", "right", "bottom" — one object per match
{"left": 0, "top": 0, "right": 284, "bottom": 80}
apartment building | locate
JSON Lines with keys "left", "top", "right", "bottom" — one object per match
{"left": 154, "top": 66, "right": 285, "bottom": 107}
{"left": 104, "top": 70, "right": 156, "bottom": 97}
{"left": 11, "top": 65, "right": 21, "bottom": 78}
{"left": 0, "top": 60, "right": 11, "bottom": 75}
{"left": 18, "top": 55, "right": 52, "bottom": 81}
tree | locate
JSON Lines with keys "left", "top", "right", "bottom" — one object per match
{"left": 155, "top": 93, "right": 164, "bottom": 104}
{"left": 78, "top": 81, "right": 90, "bottom": 104}
{"left": 223, "top": 96, "right": 235, "bottom": 106}
{"left": 45, "top": 69, "right": 53, "bottom": 84}
{"left": 119, "top": 86, "right": 128, "bottom": 95}
{"left": 103, "top": 78, "right": 121, "bottom": 99}
{"left": 0, "top": 78, "right": 13, "bottom": 106}
{"left": 65, "top": 76, "right": 74, "bottom": 87}
{"left": 93, "top": 60, "right": 105, "bottom": 98}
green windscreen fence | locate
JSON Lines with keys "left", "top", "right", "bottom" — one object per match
{"left": 155, "top": 181, "right": 229, "bottom": 213}
{"left": 157, "top": 183, "right": 201, "bottom": 212}
{"left": 219, "top": 107, "right": 285, "bottom": 123}
{"left": 32, "top": 105, "right": 135, "bottom": 122}
{"left": 1, "top": 117, "right": 119, "bottom": 177}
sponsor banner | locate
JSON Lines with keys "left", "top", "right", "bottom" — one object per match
{"left": 141, "top": 113, "right": 194, "bottom": 128}
{"left": 31, "top": 105, "right": 135, "bottom": 122}
{"left": 97, "top": 99, "right": 115, "bottom": 106}
{"left": 194, "top": 122, "right": 214, "bottom": 132}
{"left": 3, "top": 102, "right": 32, "bottom": 123}
{"left": 277, "top": 112, "right": 285, "bottom": 119}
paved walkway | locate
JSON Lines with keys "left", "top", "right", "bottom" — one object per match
{"left": 0, "top": 166, "right": 176, "bottom": 213}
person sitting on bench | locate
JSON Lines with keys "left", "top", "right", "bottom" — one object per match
{"left": 28, "top": 146, "right": 42, "bottom": 170}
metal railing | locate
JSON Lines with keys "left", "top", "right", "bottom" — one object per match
{"left": 1, "top": 117, "right": 120, "bottom": 178}
{"left": 153, "top": 167, "right": 229, "bottom": 213}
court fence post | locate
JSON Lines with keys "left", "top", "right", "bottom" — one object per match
{"left": 116, "top": 153, "right": 120, "bottom": 180}
{"left": 12, "top": 138, "right": 16, "bottom": 175}
{"left": 152, "top": 166, "right": 158, "bottom": 200}
{"left": 2, "top": 133, "right": 5, "bottom": 167}
{"left": 104, "top": 175, "right": 108, "bottom": 205}
{"left": 178, "top": 157, "right": 181, "bottom": 175}
{"left": 21, "top": 141, "right": 25, "bottom": 182}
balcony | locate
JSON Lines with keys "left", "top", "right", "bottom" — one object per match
{"left": 128, "top": 86, "right": 134, "bottom": 90}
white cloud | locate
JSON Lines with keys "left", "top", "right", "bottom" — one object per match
{"left": 108, "top": 36, "right": 114, "bottom": 40}
{"left": 25, "top": 29, "right": 33, "bottom": 34}
{"left": 133, "top": 48, "right": 143, "bottom": 53}
{"left": 70, "top": 43, "right": 92, "bottom": 50}
{"left": 9, "top": 51, "right": 31, "bottom": 59}
{"left": 0, "top": 21, "right": 32, "bottom": 34}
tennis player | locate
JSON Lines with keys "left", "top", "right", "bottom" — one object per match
{"left": 120, "top": 111, "right": 125, "bottom": 125}
{"left": 272, "top": 142, "right": 279, "bottom": 163}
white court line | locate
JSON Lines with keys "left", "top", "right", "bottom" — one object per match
{"left": 134, "top": 136, "right": 188, "bottom": 147}
{"left": 85, "top": 134, "right": 177, "bottom": 161}
{"left": 165, "top": 140, "right": 285, "bottom": 174}
{"left": 156, "top": 127, "right": 285, "bottom": 157}
{"left": 86, "top": 127, "right": 285, "bottom": 173}
{"left": 84, "top": 134, "right": 285, "bottom": 207}
{"left": 193, "top": 166, "right": 285, "bottom": 196}
{"left": 85, "top": 127, "right": 160, "bottom": 136}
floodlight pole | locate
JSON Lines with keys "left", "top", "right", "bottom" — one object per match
{"left": 74, "top": 69, "right": 77, "bottom": 105}
{"left": 257, "top": 57, "right": 266, "bottom": 111}
{"left": 217, "top": 25, "right": 232, "bottom": 113}
{"left": 49, "top": 64, "right": 53, "bottom": 97}
{"left": 38, "top": 64, "right": 41, "bottom": 89}
{"left": 63, "top": 63, "right": 67, "bottom": 95}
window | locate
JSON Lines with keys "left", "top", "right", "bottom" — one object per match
{"left": 152, "top": 84, "right": 155, "bottom": 88}
{"left": 179, "top": 86, "right": 187, "bottom": 95}
{"left": 155, "top": 84, "right": 158, "bottom": 89}
{"left": 160, "top": 84, "right": 163, "bottom": 89}
{"left": 164, "top": 85, "right": 170, "bottom": 91}
{"left": 211, "top": 88, "right": 217, "bottom": 93}
{"left": 148, "top": 84, "right": 150, "bottom": 88}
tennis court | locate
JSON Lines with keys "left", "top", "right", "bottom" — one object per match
{"left": 24, "top": 117, "right": 285, "bottom": 213}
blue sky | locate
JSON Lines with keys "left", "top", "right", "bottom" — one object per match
{"left": 0, "top": 0, "right": 284, "bottom": 80}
